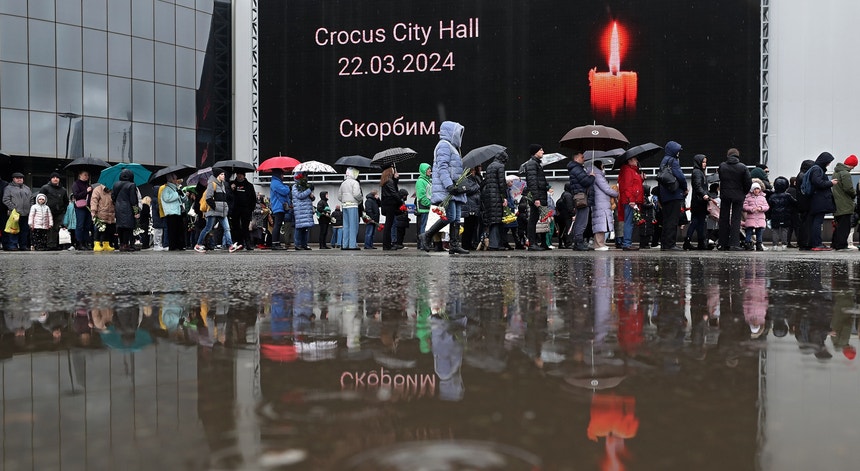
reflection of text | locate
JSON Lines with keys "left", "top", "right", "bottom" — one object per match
{"left": 340, "top": 368, "right": 437, "bottom": 398}
{"left": 340, "top": 117, "right": 436, "bottom": 141}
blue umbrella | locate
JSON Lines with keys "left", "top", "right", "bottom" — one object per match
{"left": 98, "top": 163, "right": 151, "bottom": 189}
{"left": 99, "top": 326, "right": 153, "bottom": 352}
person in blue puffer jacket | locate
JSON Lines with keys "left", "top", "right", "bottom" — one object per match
{"left": 420, "top": 120, "right": 470, "bottom": 254}
{"left": 291, "top": 172, "right": 315, "bottom": 250}
{"left": 268, "top": 169, "right": 293, "bottom": 249}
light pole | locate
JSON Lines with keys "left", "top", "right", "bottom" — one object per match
{"left": 58, "top": 112, "right": 81, "bottom": 160}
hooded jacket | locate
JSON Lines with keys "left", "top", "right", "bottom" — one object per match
{"left": 291, "top": 177, "right": 315, "bottom": 229}
{"left": 29, "top": 194, "right": 53, "bottom": 229}
{"left": 831, "top": 161, "right": 856, "bottom": 216}
{"left": 794, "top": 159, "right": 816, "bottom": 213}
{"left": 431, "top": 121, "right": 466, "bottom": 204}
{"left": 807, "top": 152, "right": 835, "bottom": 214}
{"left": 742, "top": 186, "right": 769, "bottom": 228}
{"left": 112, "top": 168, "right": 140, "bottom": 229}
{"left": 480, "top": 153, "right": 508, "bottom": 224}
{"left": 717, "top": 151, "right": 752, "bottom": 201}
{"left": 269, "top": 171, "right": 293, "bottom": 219}
{"left": 658, "top": 141, "right": 687, "bottom": 203}
{"left": 90, "top": 184, "right": 116, "bottom": 223}
{"left": 616, "top": 161, "right": 644, "bottom": 221}
{"left": 767, "top": 176, "right": 796, "bottom": 228}
{"left": 689, "top": 154, "right": 709, "bottom": 215}
{"left": 414, "top": 163, "right": 432, "bottom": 213}
{"left": 338, "top": 168, "right": 362, "bottom": 208}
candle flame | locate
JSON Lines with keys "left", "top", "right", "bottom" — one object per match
{"left": 609, "top": 22, "right": 620, "bottom": 75}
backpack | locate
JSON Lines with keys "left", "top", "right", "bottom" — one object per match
{"left": 199, "top": 182, "right": 214, "bottom": 212}
{"left": 800, "top": 169, "right": 814, "bottom": 196}
{"left": 657, "top": 163, "right": 679, "bottom": 192}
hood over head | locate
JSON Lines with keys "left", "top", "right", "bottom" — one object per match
{"left": 119, "top": 168, "right": 134, "bottom": 182}
{"left": 665, "top": 141, "right": 682, "bottom": 158}
{"left": 344, "top": 167, "right": 359, "bottom": 179}
{"left": 36, "top": 193, "right": 47, "bottom": 204}
{"left": 773, "top": 176, "right": 789, "bottom": 193}
{"left": 799, "top": 159, "right": 815, "bottom": 173}
{"left": 692, "top": 154, "right": 706, "bottom": 169}
{"left": 496, "top": 151, "right": 509, "bottom": 163}
{"left": 815, "top": 151, "right": 834, "bottom": 168}
{"left": 439, "top": 121, "right": 464, "bottom": 149}
{"left": 418, "top": 162, "right": 431, "bottom": 176}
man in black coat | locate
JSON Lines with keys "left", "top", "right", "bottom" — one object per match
{"left": 522, "top": 144, "right": 550, "bottom": 251}
{"left": 230, "top": 172, "right": 256, "bottom": 250}
{"left": 717, "top": 148, "right": 752, "bottom": 251}
{"left": 567, "top": 150, "right": 595, "bottom": 251}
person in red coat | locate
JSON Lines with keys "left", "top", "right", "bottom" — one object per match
{"left": 617, "top": 156, "right": 645, "bottom": 250}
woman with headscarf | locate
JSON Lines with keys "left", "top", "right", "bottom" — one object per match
{"left": 111, "top": 168, "right": 139, "bottom": 252}
{"left": 337, "top": 167, "right": 363, "bottom": 250}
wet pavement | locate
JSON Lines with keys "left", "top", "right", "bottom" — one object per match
{"left": 1, "top": 249, "right": 859, "bottom": 470}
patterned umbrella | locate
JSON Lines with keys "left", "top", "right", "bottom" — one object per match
{"left": 371, "top": 147, "right": 417, "bottom": 167}
{"left": 293, "top": 160, "right": 337, "bottom": 174}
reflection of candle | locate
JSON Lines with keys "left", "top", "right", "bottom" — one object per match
{"left": 589, "top": 22, "right": 638, "bottom": 118}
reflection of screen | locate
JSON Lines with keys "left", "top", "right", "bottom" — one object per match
{"left": 259, "top": 1, "right": 760, "bottom": 172}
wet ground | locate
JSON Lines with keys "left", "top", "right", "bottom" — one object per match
{"left": 1, "top": 249, "right": 859, "bottom": 470}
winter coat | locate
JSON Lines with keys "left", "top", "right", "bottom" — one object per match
{"left": 231, "top": 178, "right": 256, "bottom": 213}
{"left": 63, "top": 201, "right": 77, "bottom": 229}
{"left": 556, "top": 188, "right": 575, "bottom": 220}
{"left": 522, "top": 156, "right": 549, "bottom": 205}
{"left": 415, "top": 163, "right": 432, "bottom": 213}
{"left": 794, "top": 160, "right": 815, "bottom": 213}
{"left": 718, "top": 153, "right": 752, "bottom": 201}
{"left": 292, "top": 183, "right": 315, "bottom": 229}
{"left": 616, "top": 162, "right": 643, "bottom": 221}
{"left": 591, "top": 168, "right": 618, "bottom": 233}
{"left": 71, "top": 179, "right": 90, "bottom": 207}
{"left": 29, "top": 195, "right": 53, "bottom": 229}
{"left": 463, "top": 173, "right": 483, "bottom": 216}
{"left": 269, "top": 174, "right": 293, "bottom": 217}
{"left": 481, "top": 157, "right": 507, "bottom": 224}
{"left": 831, "top": 162, "right": 856, "bottom": 216}
{"left": 38, "top": 181, "right": 69, "bottom": 216}
{"left": 159, "top": 182, "right": 185, "bottom": 217}
{"left": 689, "top": 154, "right": 709, "bottom": 216}
{"left": 112, "top": 169, "right": 140, "bottom": 229}
{"left": 767, "top": 177, "right": 796, "bottom": 228}
{"left": 658, "top": 141, "right": 687, "bottom": 203}
{"left": 338, "top": 168, "right": 363, "bottom": 209}
{"left": 89, "top": 184, "right": 116, "bottom": 224}
{"left": 316, "top": 196, "right": 332, "bottom": 223}
{"left": 431, "top": 120, "right": 466, "bottom": 204}
{"left": 742, "top": 190, "right": 769, "bottom": 228}
{"left": 3, "top": 181, "right": 32, "bottom": 216}
{"left": 567, "top": 159, "right": 595, "bottom": 205}
{"left": 807, "top": 152, "right": 836, "bottom": 215}
{"left": 330, "top": 208, "right": 343, "bottom": 227}
{"left": 364, "top": 194, "right": 380, "bottom": 223}
{"left": 201, "top": 177, "right": 229, "bottom": 218}
{"left": 380, "top": 174, "right": 401, "bottom": 210}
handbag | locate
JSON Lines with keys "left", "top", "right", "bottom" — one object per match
{"left": 74, "top": 198, "right": 88, "bottom": 208}
{"left": 657, "top": 164, "right": 679, "bottom": 192}
{"left": 573, "top": 192, "right": 588, "bottom": 209}
{"left": 58, "top": 227, "right": 72, "bottom": 245}
{"left": 535, "top": 220, "right": 550, "bottom": 233}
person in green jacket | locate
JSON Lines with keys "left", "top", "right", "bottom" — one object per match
{"left": 414, "top": 162, "right": 432, "bottom": 250}
{"left": 830, "top": 154, "right": 857, "bottom": 250}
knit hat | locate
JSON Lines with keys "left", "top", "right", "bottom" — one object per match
{"left": 211, "top": 168, "right": 225, "bottom": 177}
{"left": 751, "top": 182, "right": 761, "bottom": 191}
{"left": 50, "top": 171, "right": 61, "bottom": 179}
{"left": 529, "top": 144, "right": 543, "bottom": 156}
{"left": 845, "top": 154, "right": 858, "bottom": 167}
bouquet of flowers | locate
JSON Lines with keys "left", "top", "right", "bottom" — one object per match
{"left": 433, "top": 168, "right": 471, "bottom": 221}
{"left": 362, "top": 214, "right": 373, "bottom": 224}
{"left": 93, "top": 215, "right": 107, "bottom": 232}
{"left": 538, "top": 206, "right": 555, "bottom": 223}
{"left": 631, "top": 204, "right": 644, "bottom": 225}
{"left": 502, "top": 207, "right": 517, "bottom": 224}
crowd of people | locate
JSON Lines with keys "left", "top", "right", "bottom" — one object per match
{"left": 2, "top": 129, "right": 858, "bottom": 253}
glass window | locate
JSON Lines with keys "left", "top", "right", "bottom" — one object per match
{"left": 57, "top": 0, "right": 83, "bottom": 26}
{"left": 108, "top": 33, "right": 131, "bottom": 78}
{"left": 132, "top": 80, "right": 154, "bottom": 123}
{"left": 82, "top": 0, "right": 107, "bottom": 30}
{"left": 176, "top": 0, "right": 195, "bottom": 9}
{"left": 154, "top": 1, "right": 175, "bottom": 44}
{"left": 107, "top": 0, "right": 130, "bottom": 35}
{"left": 175, "top": 6, "right": 195, "bottom": 49}
{"left": 195, "top": 11, "right": 211, "bottom": 52}
{"left": 176, "top": 87, "right": 195, "bottom": 128}
{"left": 83, "top": 117, "right": 108, "bottom": 161}
{"left": 29, "top": 65, "right": 56, "bottom": 112}
{"left": 132, "top": 38, "right": 154, "bottom": 82}
{"left": 28, "top": 19, "right": 56, "bottom": 67}
{"left": 176, "top": 127, "right": 195, "bottom": 166}
{"left": 175, "top": 47, "right": 195, "bottom": 88}
{"left": 29, "top": 111, "right": 57, "bottom": 157}
{"left": 131, "top": 0, "right": 153, "bottom": 40}
{"left": 57, "top": 24, "right": 83, "bottom": 71}
{"left": 0, "top": 1, "right": 27, "bottom": 16}
{"left": 196, "top": 50, "right": 205, "bottom": 86}
{"left": 196, "top": 0, "right": 215, "bottom": 14}
{"left": 154, "top": 84, "right": 175, "bottom": 125}
{"left": 131, "top": 122, "right": 154, "bottom": 164}
{"left": 28, "top": 0, "right": 55, "bottom": 21}
{"left": 57, "top": 69, "right": 84, "bottom": 116}
{"left": 154, "top": 43, "right": 175, "bottom": 85}
{"left": 57, "top": 115, "right": 84, "bottom": 159}
{"left": 108, "top": 76, "right": 131, "bottom": 120}
{"left": 0, "top": 61, "right": 29, "bottom": 109}
{"left": 82, "top": 28, "right": 107, "bottom": 74}
{"left": 155, "top": 125, "right": 176, "bottom": 165}
{"left": 0, "top": 15, "right": 27, "bottom": 62}
{"left": 83, "top": 72, "right": 107, "bottom": 117}
{"left": 1, "top": 109, "right": 29, "bottom": 154}
{"left": 108, "top": 119, "right": 132, "bottom": 162}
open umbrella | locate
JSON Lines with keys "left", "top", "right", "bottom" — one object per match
{"left": 540, "top": 152, "right": 568, "bottom": 167}
{"left": 149, "top": 164, "right": 197, "bottom": 185}
{"left": 618, "top": 143, "right": 663, "bottom": 166}
{"left": 258, "top": 155, "right": 301, "bottom": 172}
{"left": 293, "top": 160, "right": 337, "bottom": 174}
{"left": 462, "top": 144, "right": 506, "bottom": 169}
{"left": 559, "top": 124, "right": 629, "bottom": 152}
{"left": 98, "top": 163, "right": 151, "bottom": 190}
{"left": 507, "top": 176, "right": 526, "bottom": 199}
{"left": 371, "top": 147, "right": 417, "bottom": 167}
{"left": 99, "top": 326, "right": 153, "bottom": 353}
{"left": 64, "top": 156, "right": 110, "bottom": 173}
{"left": 212, "top": 159, "right": 256, "bottom": 173}
{"left": 186, "top": 167, "right": 213, "bottom": 186}
{"left": 334, "top": 155, "right": 375, "bottom": 170}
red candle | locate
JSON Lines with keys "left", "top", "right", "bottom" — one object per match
{"left": 589, "top": 22, "right": 638, "bottom": 118}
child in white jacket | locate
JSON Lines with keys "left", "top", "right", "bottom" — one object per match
{"left": 29, "top": 193, "right": 53, "bottom": 250}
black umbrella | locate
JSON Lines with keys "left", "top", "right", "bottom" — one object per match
{"left": 334, "top": 155, "right": 376, "bottom": 170}
{"left": 212, "top": 159, "right": 256, "bottom": 173}
{"left": 148, "top": 164, "right": 197, "bottom": 185}
{"left": 617, "top": 143, "right": 663, "bottom": 166}
{"left": 559, "top": 124, "right": 629, "bottom": 152}
{"left": 371, "top": 147, "right": 417, "bottom": 167}
{"left": 64, "top": 156, "right": 110, "bottom": 173}
{"left": 461, "top": 144, "right": 506, "bottom": 169}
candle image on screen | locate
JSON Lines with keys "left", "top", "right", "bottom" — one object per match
{"left": 589, "top": 22, "right": 638, "bottom": 119}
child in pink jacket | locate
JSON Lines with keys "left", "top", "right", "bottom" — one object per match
{"left": 742, "top": 182, "right": 769, "bottom": 251}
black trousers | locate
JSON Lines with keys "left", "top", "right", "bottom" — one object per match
{"left": 231, "top": 210, "right": 253, "bottom": 247}
{"left": 660, "top": 199, "right": 682, "bottom": 249}
{"left": 318, "top": 218, "right": 330, "bottom": 246}
{"left": 833, "top": 214, "right": 852, "bottom": 249}
{"left": 718, "top": 197, "right": 744, "bottom": 248}
{"left": 165, "top": 214, "right": 185, "bottom": 250}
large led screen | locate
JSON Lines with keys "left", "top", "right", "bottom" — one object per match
{"left": 259, "top": 1, "right": 760, "bottom": 172}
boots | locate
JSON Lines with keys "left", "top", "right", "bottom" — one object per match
{"left": 103, "top": 241, "right": 116, "bottom": 252}
{"left": 755, "top": 243, "right": 764, "bottom": 252}
{"left": 434, "top": 241, "right": 444, "bottom": 252}
{"left": 683, "top": 238, "right": 693, "bottom": 250}
{"left": 93, "top": 241, "right": 104, "bottom": 252}
{"left": 448, "top": 223, "right": 470, "bottom": 255}
{"left": 420, "top": 219, "right": 450, "bottom": 252}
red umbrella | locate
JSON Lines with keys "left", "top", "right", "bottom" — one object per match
{"left": 258, "top": 155, "right": 301, "bottom": 172}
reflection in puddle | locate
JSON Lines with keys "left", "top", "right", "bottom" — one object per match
{"left": 1, "top": 256, "right": 859, "bottom": 470}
